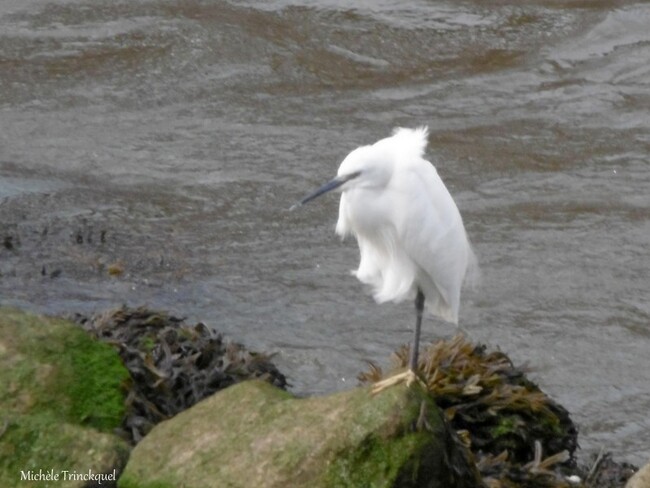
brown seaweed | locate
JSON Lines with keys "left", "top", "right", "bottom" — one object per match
{"left": 359, "top": 334, "right": 635, "bottom": 488}
{"left": 73, "top": 306, "right": 288, "bottom": 443}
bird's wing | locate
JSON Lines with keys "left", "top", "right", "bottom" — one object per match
{"left": 390, "top": 159, "right": 470, "bottom": 322}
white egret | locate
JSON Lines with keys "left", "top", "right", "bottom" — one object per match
{"left": 293, "top": 127, "right": 476, "bottom": 389}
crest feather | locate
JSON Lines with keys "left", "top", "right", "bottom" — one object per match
{"left": 390, "top": 126, "right": 429, "bottom": 158}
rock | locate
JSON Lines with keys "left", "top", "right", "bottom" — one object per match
{"left": 627, "top": 461, "right": 650, "bottom": 488}
{"left": 119, "top": 380, "right": 482, "bottom": 488}
{"left": 0, "top": 307, "right": 131, "bottom": 488}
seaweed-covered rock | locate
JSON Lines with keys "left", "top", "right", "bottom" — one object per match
{"left": 578, "top": 452, "right": 638, "bottom": 488}
{"left": 119, "top": 380, "right": 483, "bottom": 488}
{"left": 360, "top": 335, "right": 639, "bottom": 488}
{"left": 0, "top": 307, "right": 130, "bottom": 488}
{"left": 359, "top": 334, "right": 579, "bottom": 487}
{"left": 74, "top": 306, "right": 288, "bottom": 442}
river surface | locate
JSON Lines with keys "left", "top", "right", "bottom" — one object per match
{"left": 1, "top": 0, "right": 648, "bottom": 466}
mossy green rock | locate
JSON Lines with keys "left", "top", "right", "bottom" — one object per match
{"left": 0, "top": 308, "right": 131, "bottom": 487}
{"left": 119, "top": 380, "right": 480, "bottom": 488}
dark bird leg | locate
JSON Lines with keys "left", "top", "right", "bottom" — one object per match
{"left": 409, "top": 289, "right": 425, "bottom": 372}
{"left": 372, "top": 289, "right": 426, "bottom": 394}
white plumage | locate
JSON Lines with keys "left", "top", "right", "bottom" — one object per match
{"left": 334, "top": 126, "right": 475, "bottom": 324}
{"left": 294, "top": 126, "right": 476, "bottom": 380}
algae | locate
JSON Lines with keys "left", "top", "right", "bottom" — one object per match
{"left": 359, "top": 334, "right": 579, "bottom": 487}
{"left": 0, "top": 308, "right": 128, "bottom": 430}
{"left": 74, "top": 306, "right": 288, "bottom": 443}
{"left": 0, "top": 411, "right": 129, "bottom": 487}
{"left": 119, "top": 380, "right": 481, "bottom": 488}
{"left": 0, "top": 307, "right": 130, "bottom": 488}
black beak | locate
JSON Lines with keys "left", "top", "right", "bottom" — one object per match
{"left": 290, "top": 171, "right": 360, "bottom": 210}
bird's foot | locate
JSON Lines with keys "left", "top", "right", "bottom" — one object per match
{"left": 371, "top": 369, "right": 425, "bottom": 395}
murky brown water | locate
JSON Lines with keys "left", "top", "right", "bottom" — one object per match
{"left": 1, "top": 0, "right": 648, "bottom": 466}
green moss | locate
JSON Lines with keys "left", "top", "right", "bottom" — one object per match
{"left": 325, "top": 431, "right": 435, "bottom": 487}
{"left": 139, "top": 335, "right": 156, "bottom": 353}
{"left": 0, "top": 308, "right": 131, "bottom": 488}
{"left": 120, "top": 381, "right": 480, "bottom": 488}
{"left": 0, "top": 411, "right": 129, "bottom": 487}
{"left": 58, "top": 325, "right": 129, "bottom": 430}
{"left": 490, "top": 415, "right": 521, "bottom": 438}
{"left": 322, "top": 388, "right": 451, "bottom": 488}
{"left": 0, "top": 308, "right": 128, "bottom": 431}
{"left": 118, "top": 477, "right": 176, "bottom": 488}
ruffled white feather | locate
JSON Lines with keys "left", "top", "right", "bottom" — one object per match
{"left": 334, "top": 126, "right": 475, "bottom": 324}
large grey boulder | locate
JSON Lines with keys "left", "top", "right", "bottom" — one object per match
{"left": 119, "top": 379, "right": 481, "bottom": 488}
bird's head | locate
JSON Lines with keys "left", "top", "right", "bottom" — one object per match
{"left": 291, "top": 144, "right": 392, "bottom": 210}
